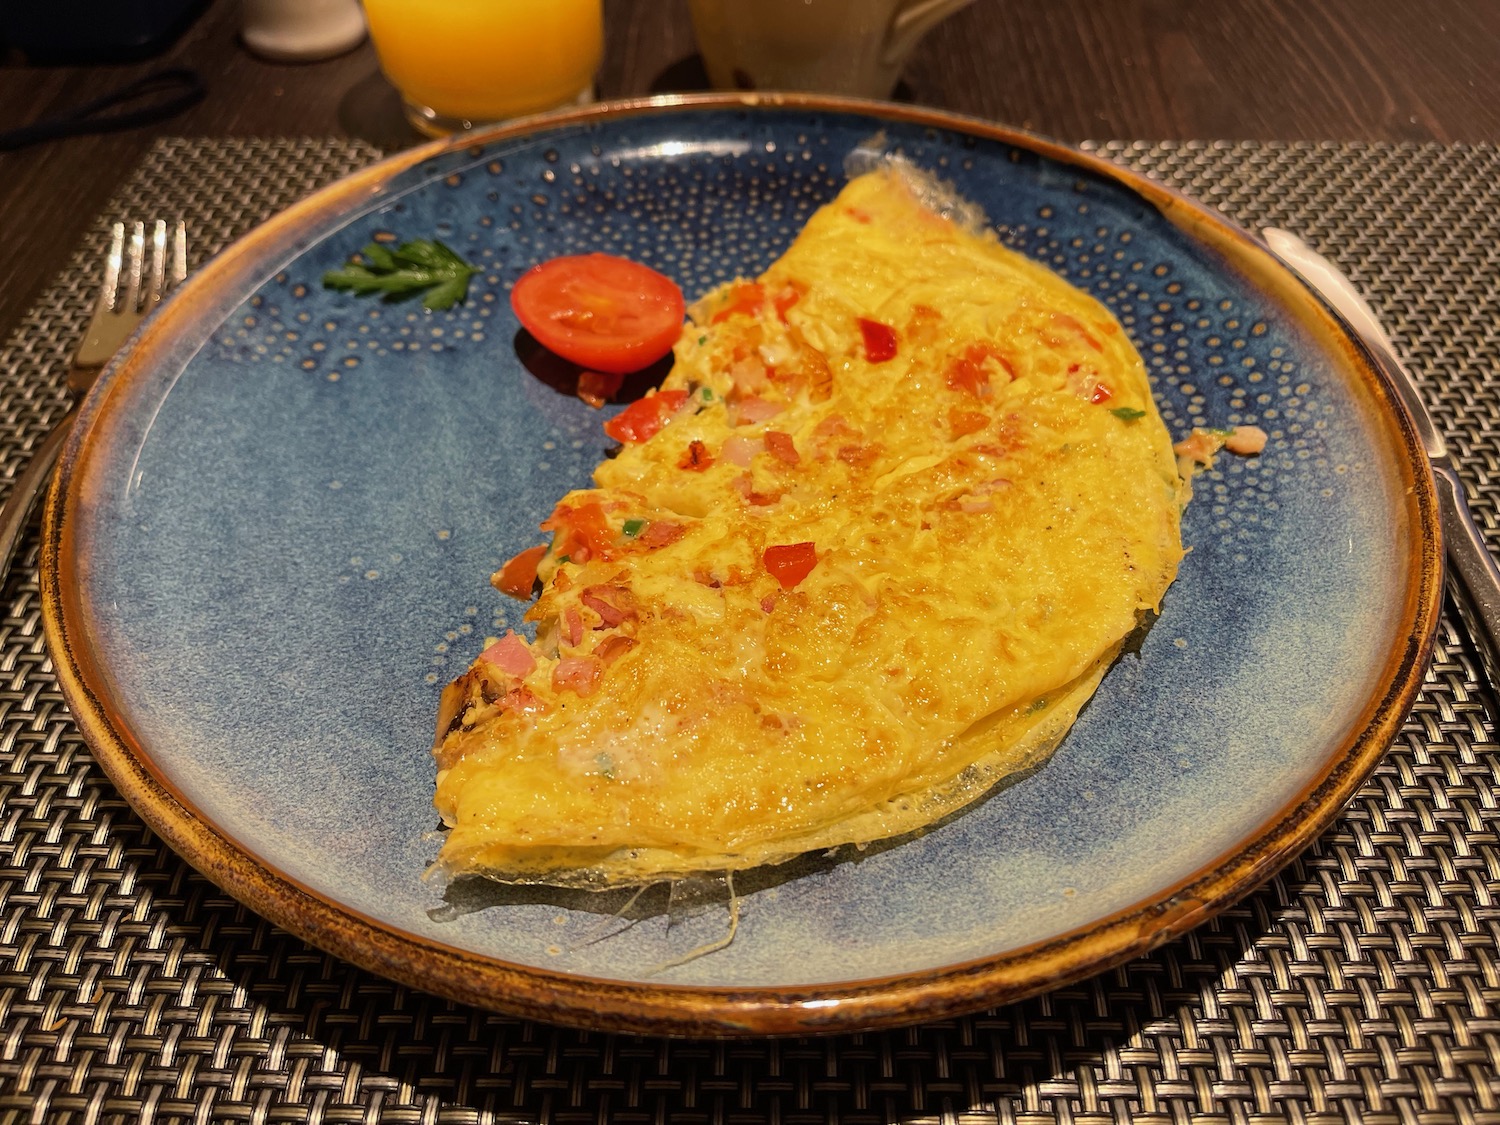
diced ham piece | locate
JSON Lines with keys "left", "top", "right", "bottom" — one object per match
{"left": 764, "top": 430, "right": 800, "bottom": 465}
{"left": 722, "top": 434, "right": 760, "bottom": 467}
{"left": 479, "top": 632, "right": 536, "bottom": 678}
{"left": 731, "top": 395, "right": 783, "bottom": 425}
{"left": 639, "top": 521, "right": 686, "bottom": 549}
{"left": 1173, "top": 428, "right": 1225, "bottom": 466}
{"left": 1224, "top": 425, "right": 1268, "bottom": 455}
{"left": 581, "top": 584, "right": 634, "bottom": 627}
{"left": 552, "top": 655, "right": 601, "bottom": 697}
{"left": 729, "top": 357, "right": 772, "bottom": 395}
{"left": 501, "top": 686, "right": 544, "bottom": 716}
{"left": 595, "top": 634, "right": 637, "bottom": 668}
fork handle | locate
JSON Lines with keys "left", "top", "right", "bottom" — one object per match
{"left": 0, "top": 407, "right": 78, "bottom": 579}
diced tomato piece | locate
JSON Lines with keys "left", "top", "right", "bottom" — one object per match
{"left": 1090, "top": 383, "right": 1113, "bottom": 404}
{"left": 1050, "top": 312, "right": 1104, "bottom": 352}
{"left": 678, "top": 439, "right": 714, "bottom": 471}
{"left": 947, "top": 343, "right": 1015, "bottom": 396}
{"left": 602, "top": 389, "right": 690, "bottom": 444}
{"left": 478, "top": 631, "right": 536, "bottom": 677}
{"left": 577, "top": 369, "right": 625, "bottom": 408}
{"left": 763, "top": 541, "right": 818, "bottom": 590}
{"left": 946, "top": 355, "right": 989, "bottom": 396}
{"left": 858, "top": 318, "right": 898, "bottom": 363}
{"left": 773, "top": 282, "right": 806, "bottom": 323}
{"left": 541, "top": 500, "right": 616, "bottom": 564}
{"left": 763, "top": 430, "right": 800, "bottom": 465}
{"left": 837, "top": 442, "right": 881, "bottom": 469}
{"left": 948, "top": 409, "right": 989, "bottom": 438}
{"left": 734, "top": 474, "right": 782, "bottom": 507}
{"left": 494, "top": 544, "right": 547, "bottom": 599}
{"left": 710, "top": 282, "right": 764, "bottom": 324}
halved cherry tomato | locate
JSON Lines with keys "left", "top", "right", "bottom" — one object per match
{"left": 511, "top": 253, "right": 686, "bottom": 375}
{"left": 763, "top": 542, "right": 818, "bottom": 590}
{"left": 602, "top": 389, "right": 689, "bottom": 444}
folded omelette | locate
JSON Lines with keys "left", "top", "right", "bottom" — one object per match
{"left": 432, "top": 164, "right": 1184, "bottom": 888}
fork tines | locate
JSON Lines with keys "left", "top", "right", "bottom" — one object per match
{"left": 75, "top": 220, "right": 189, "bottom": 372}
{"left": 105, "top": 219, "right": 188, "bottom": 315}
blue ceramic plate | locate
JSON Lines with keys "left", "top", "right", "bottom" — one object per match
{"left": 42, "top": 96, "right": 1440, "bottom": 1036}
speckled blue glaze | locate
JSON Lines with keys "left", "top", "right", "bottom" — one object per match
{"left": 58, "top": 104, "right": 1428, "bottom": 1005}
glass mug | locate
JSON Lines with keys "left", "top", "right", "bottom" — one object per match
{"left": 362, "top": 0, "right": 604, "bottom": 137}
{"left": 689, "top": 0, "right": 974, "bottom": 99}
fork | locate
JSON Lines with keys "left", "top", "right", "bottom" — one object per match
{"left": 0, "top": 219, "right": 188, "bottom": 578}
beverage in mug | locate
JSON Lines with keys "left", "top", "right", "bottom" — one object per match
{"left": 363, "top": 0, "right": 604, "bottom": 136}
{"left": 688, "top": 0, "right": 974, "bottom": 99}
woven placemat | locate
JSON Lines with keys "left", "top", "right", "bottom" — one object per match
{"left": 2, "top": 137, "right": 1498, "bottom": 1124}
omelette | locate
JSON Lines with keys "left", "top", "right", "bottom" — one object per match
{"left": 432, "top": 164, "right": 1184, "bottom": 888}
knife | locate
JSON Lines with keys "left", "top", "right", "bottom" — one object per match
{"left": 1263, "top": 226, "right": 1500, "bottom": 674}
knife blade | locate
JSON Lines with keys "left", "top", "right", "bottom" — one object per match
{"left": 1263, "top": 227, "right": 1500, "bottom": 676}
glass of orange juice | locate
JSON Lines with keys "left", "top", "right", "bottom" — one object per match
{"left": 362, "top": 0, "right": 604, "bottom": 137}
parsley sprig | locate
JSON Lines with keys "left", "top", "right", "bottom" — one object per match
{"left": 323, "top": 239, "right": 478, "bottom": 310}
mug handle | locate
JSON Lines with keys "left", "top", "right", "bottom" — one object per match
{"left": 882, "top": 0, "right": 975, "bottom": 67}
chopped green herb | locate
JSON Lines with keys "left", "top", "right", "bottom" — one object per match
{"left": 621, "top": 518, "right": 646, "bottom": 537}
{"left": 698, "top": 335, "right": 708, "bottom": 346}
{"left": 1111, "top": 406, "right": 1147, "bottom": 421}
{"left": 323, "top": 239, "right": 478, "bottom": 310}
{"left": 556, "top": 554, "right": 571, "bottom": 564}
{"left": 699, "top": 386, "right": 715, "bottom": 402}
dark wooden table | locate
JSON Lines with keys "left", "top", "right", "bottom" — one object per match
{"left": 2, "top": 0, "right": 1499, "bottom": 348}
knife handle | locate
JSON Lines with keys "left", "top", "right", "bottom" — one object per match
{"left": 1433, "top": 463, "right": 1500, "bottom": 682}
{"left": 0, "top": 407, "right": 76, "bottom": 580}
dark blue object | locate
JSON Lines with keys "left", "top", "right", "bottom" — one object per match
{"left": 1, "top": 0, "right": 208, "bottom": 64}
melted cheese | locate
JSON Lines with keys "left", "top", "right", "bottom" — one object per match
{"left": 432, "top": 165, "right": 1184, "bottom": 887}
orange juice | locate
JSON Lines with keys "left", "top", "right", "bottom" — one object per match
{"left": 363, "top": 0, "right": 604, "bottom": 134}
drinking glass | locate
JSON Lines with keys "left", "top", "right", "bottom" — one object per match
{"left": 363, "top": 0, "right": 604, "bottom": 137}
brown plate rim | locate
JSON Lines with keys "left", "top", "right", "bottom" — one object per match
{"left": 41, "top": 92, "right": 1443, "bottom": 1037}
